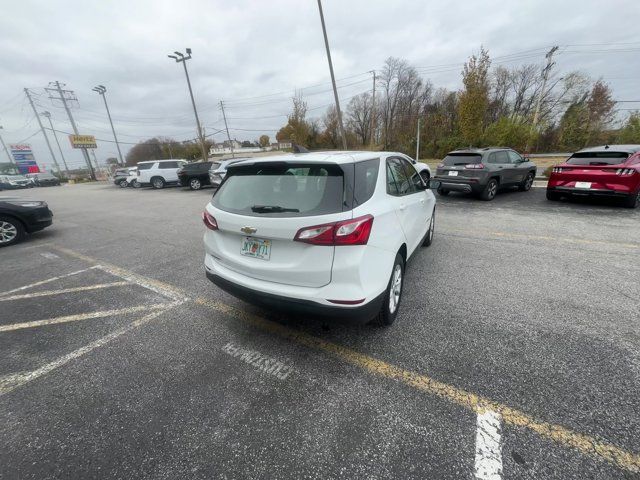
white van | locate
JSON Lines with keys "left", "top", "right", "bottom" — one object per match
{"left": 136, "top": 159, "right": 187, "bottom": 189}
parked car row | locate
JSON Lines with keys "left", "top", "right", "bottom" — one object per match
{"left": 0, "top": 172, "right": 62, "bottom": 190}
{"left": 433, "top": 144, "right": 640, "bottom": 208}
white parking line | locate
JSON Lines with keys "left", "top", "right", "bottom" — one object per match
{"left": 40, "top": 252, "right": 60, "bottom": 260}
{"left": 0, "top": 282, "right": 129, "bottom": 302}
{"left": 0, "top": 305, "right": 166, "bottom": 333}
{"left": 0, "top": 266, "right": 100, "bottom": 297}
{"left": 475, "top": 409, "right": 503, "bottom": 480}
{"left": 0, "top": 302, "right": 183, "bottom": 396}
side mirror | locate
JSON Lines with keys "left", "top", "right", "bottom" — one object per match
{"left": 427, "top": 179, "right": 441, "bottom": 189}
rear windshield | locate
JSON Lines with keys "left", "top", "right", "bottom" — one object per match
{"left": 137, "top": 163, "right": 154, "bottom": 170}
{"left": 212, "top": 162, "right": 346, "bottom": 217}
{"left": 442, "top": 153, "right": 482, "bottom": 166}
{"left": 567, "top": 152, "right": 629, "bottom": 166}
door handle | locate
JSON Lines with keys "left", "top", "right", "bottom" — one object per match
{"left": 399, "top": 203, "right": 406, "bottom": 211}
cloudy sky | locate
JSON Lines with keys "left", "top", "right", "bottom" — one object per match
{"left": 0, "top": 0, "right": 638, "bottom": 171}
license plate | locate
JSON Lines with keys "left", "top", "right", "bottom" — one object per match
{"left": 240, "top": 236, "right": 271, "bottom": 260}
{"left": 448, "top": 171, "right": 458, "bottom": 176}
{"left": 575, "top": 181, "right": 591, "bottom": 189}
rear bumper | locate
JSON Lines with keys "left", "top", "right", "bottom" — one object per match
{"left": 205, "top": 270, "right": 384, "bottom": 324}
{"left": 23, "top": 207, "right": 53, "bottom": 233}
{"left": 434, "top": 177, "right": 480, "bottom": 193}
{"left": 547, "top": 186, "right": 636, "bottom": 198}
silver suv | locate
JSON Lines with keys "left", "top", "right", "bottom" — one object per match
{"left": 208, "top": 158, "right": 252, "bottom": 187}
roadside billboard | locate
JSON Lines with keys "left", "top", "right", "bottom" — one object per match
{"left": 68, "top": 135, "right": 97, "bottom": 149}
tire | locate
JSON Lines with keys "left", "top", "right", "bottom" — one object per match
{"left": 423, "top": 208, "right": 435, "bottom": 247}
{"left": 118, "top": 179, "right": 128, "bottom": 188}
{"left": 519, "top": 172, "right": 535, "bottom": 191}
{"left": 151, "top": 177, "right": 165, "bottom": 189}
{"left": 623, "top": 191, "right": 640, "bottom": 209}
{"left": 437, "top": 187, "right": 449, "bottom": 196}
{"left": 546, "top": 190, "right": 561, "bottom": 201}
{"left": 0, "top": 216, "right": 25, "bottom": 247}
{"left": 131, "top": 180, "right": 141, "bottom": 189}
{"left": 373, "top": 253, "right": 405, "bottom": 326}
{"left": 189, "top": 178, "right": 202, "bottom": 190}
{"left": 480, "top": 178, "right": 498, "bottom": 201}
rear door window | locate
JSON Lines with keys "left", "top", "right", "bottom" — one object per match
{"left": 386, "top": 158, "right": 415, "bottom": 196}
{"left": 159, "top": 161, "right": 180, "bottom": 169}
{"left": 488, "top": 151, "right": 509, "bottom": 164}
{"left": 212, "top": 162, "right": 345, "bottom": 217}
{"left": 137, "top": 163, "right": 154, "bottom": 170}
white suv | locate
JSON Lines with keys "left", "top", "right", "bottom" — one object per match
{"left": 202, "top": 151, "right": 438, "bottom": 325}
{"left": 136, "top": 159, "right": 187, "bottom": 189}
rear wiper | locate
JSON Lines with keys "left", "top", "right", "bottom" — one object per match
{"left": 251, "top": 205, "right": 300, "bottom": 213}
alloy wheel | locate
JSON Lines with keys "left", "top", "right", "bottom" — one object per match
{"left": 388, "top": 264, "right": 402, "bottom": 314}
{"left": 487, "top": 181, "right": 497, "bottom": 199}
{"left": 0, "top": 221, "right": 17, "bottom": 244}
{"left": 190, "top": 179, "right": 201, "bottom": 190}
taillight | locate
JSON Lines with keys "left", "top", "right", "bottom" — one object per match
{"left": 465, "top": 163, "right": 484, "bottom": 169}
{"left": 616, "top": 168, "right": 636, "bottom": 176}
{"left": 202, "top": 211, "right": 218, "bottom": 230}
{"left": 294, "top": 214, "right": 374, "bottom": 246}
{"left": 552, "top": 167, "right": 566, "bottom": 173}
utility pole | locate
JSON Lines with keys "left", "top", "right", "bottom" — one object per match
{"left": 90, "top": 149, "right": 101, "bottom": 176}
{"left": 0, "top": 126, "right": 13, "bottom": 163}
{"left": 92, "top": 85, "right": 124, "bottom": 166}
{"left": 527, "top": 46, "right": 559, "bottom": 152}
{"left": 369, "top": 70, "right": 376, "bottom": 148}
{"left": 317, "top": 0, "right": 348, "bottom": 150}
{"left": 220, "top": 101, "right": 235, "bottom": 158}
{"left": 415, "top": 117, "right": 421, "bottom": 162}
{"left": 46, "top": 81, "right": 96, "bottom": 180}
{"left": 168, "top": 48, "right": 209, "bottom": 162}
{"left": 24, "top": 88, "right": 61, "bottom": 175}
{"left": 41, "top": 112, "right": 70, "bottom": 174}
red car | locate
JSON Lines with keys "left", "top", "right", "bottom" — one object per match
{"left": 547, "top": 145, "right": 640, "bottom": 208}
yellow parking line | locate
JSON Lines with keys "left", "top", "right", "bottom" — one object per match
{"left": 195, "top": 297, "right": 640, "bottom": 474}
{"left": 0, "top": 305, "right": 165, "bottom": 333}
{"left": 0, "top": 282, "right": 129, "bottom": 302}
{"left": 43, "top": 245, "right": 639, "bottom": 473}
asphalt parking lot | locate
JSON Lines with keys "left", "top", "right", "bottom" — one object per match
{"left": 1, "top": 182, "right": 639, "bottom": 479}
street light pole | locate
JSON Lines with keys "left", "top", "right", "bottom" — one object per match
{"left": 317, "top": 0, "right": 348, "bottom": 150}
{"left": 92, "top": 85, "right": 124, "bottom": 166}
{"left": 0, "top": 126, "right": 13, "bottom": 163}
{"left": 168, "top": 48, "right": 209, "bottom": 162}
{"left": 41, "top": 112, "right": 70, "bottom": 175}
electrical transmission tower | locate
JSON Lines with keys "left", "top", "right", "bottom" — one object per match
{"left": 45, "top": 81, "right": 96, "bottom": 180}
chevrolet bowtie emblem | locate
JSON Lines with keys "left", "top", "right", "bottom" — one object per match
{"left": 240, "top": 226, "right": 257, "bottom": 234}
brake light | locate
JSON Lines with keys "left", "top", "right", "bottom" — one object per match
{"left": 552, "top": 167, "right": 567, "bottom": 173}
{"left": 202, "top": 211, "right": 218, "bottom": 230}
{"left": 616, "top": 168, "right": 636, "bottom": 176}
{"left": 294, "top": 214, "right": 374, "bottom": 246}
{"left": 465, "top": 163, "right": 484, "bottom": 169}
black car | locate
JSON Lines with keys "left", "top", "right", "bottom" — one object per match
{"left": 26, "top": 172, "right": 61, "bottom": 187}
{"left": 0, "top": 198, "right": 53, "bottom": 247}
{"left": 178, "top": 161, "right": 213, "bottom": 190}
{"left": 113, "top": 167, "right": 134, "bottom": 188}
{"left": 434, "top": 147, "right": 537, "bottom": 200}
